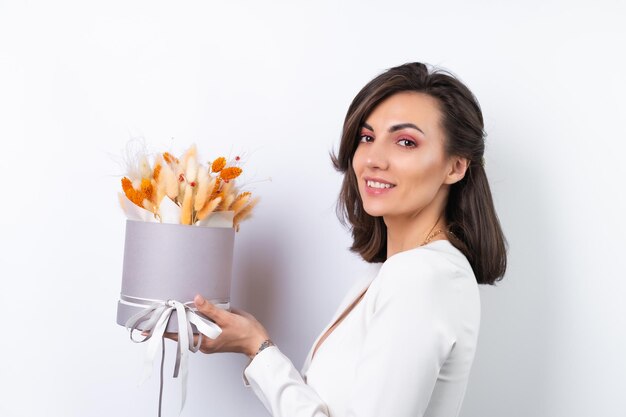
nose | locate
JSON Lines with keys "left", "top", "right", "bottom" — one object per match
{"left": 364, "top": 140, "right": 389, "bottom": 170}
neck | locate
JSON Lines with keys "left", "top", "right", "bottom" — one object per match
{"left": 384, "top": 192, "right": 448, "bottom": 259}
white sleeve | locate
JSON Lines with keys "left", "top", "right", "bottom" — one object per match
{"left": 243, "top": 345, "right": 330, "bottom": 417}
{"left": 344, "top": 256, "right": 457, "bottom": 417}
{"left": 243, "top": 255, "right": 457, "bottom": 417}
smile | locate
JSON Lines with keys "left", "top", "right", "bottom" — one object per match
{"left": 367, "top": 180, "right": 395, "bottom": 189}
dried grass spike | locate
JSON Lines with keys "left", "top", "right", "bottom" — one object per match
{"left": 140, "top": 178, "right": 154, "bottom": 202}
{"left": 139, "top": 156, "right": 152, "bottom": 179}
{"left": 121, "top": 177, "right": 143, "bottom": 207}
{"left": 233, "top": 197, "right": 259, "bottom": 228}
{"left": 186, "top": 159, "right": 198, "bottom": 183}
{"left": 152, "top": 163, "right": 162, "bottom": 181}
{"left": 194, "top": 170, "right": 211, "bottom": 211}
{"left": 180, "top": 184, "right": 193, "bottom": 225}
{"left": 219, "top": 194, "right": 235, "bottom": 211}
{"left": 183, "top": 144, "right": 197, "bottom": 161}
{"left": 160, "top": 162, "right": 178, "bottom": 199}
{"left": 142, "top": 198, "right": 155, "bottom": 213}
{"left": 230, "top": 192, "right": 251, "bottom": 215}
{"left": 232, "top": 191, "right": 251, "bottom": 203}
{"left": 183, "top": 145, "right": 198, "bottom": 182}
{"left": 196, "top": 196, "right": 222, "bottom": 221}
{"left": 121, "top": 177, "right": 134, "bottom": 194}
{"left": 163, "top": 152, "right": 178, "bottom": 164}
{"left": 178, "top": 180, "right": 186, "bottom": 206}
{"left": 210, "top": 177, "right": 222, "bottom": 198}
{"left": 153, "top": 178, "right": 166, "bottom": 208}
{"left": 220, "top": 180, "right": 232, "bottom": 197}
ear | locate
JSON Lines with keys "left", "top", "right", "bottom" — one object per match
{"left": 443, "top": 156, "right": 469, "bottom": 185}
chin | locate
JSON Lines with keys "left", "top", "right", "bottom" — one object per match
{"left": 362, "top": 204, "right": 387, "bottom": 218}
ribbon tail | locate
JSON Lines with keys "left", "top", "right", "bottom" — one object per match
{"left": 122, "top": 298, "right": 224, "bottom": 414}
{"left": 187, "top": 310, "right": 203, "bottom": 353}
{"left": 138, "top": 305, "right": 169, "bottom": 335}
{"left": 126, "top": 304, "right": 164, "bottom": 343}
{"left": 172, "top": 301, "right": 190, "bottom": 412}
{"left": 140, "top": 306, "right": 174, "bottom": 384}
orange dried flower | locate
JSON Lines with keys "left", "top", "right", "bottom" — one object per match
{"left": 121, "top": 177, "right": 133, "bottom": 194}
{"left": 140, "top": 178, "right": 153, "bottom": 202}
{"left": 153, "top": 164, "right": 162, "bottom": 181}
{"left": 220, "top": 167, "right": 242, "bottom": 181}
{"left": 163, "top": 152, "right": 178, "bottom": 164}
{"left": 121, "top": 177, "right": 143, "bottom": 207}
{"left": 119, "top": 144, "right": 256, "bottom": 228}
{"left": 211, "top": 157, "right": 226, "bottom": 173}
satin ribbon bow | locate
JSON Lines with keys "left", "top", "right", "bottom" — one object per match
{"left": 123, "top": 295, "right": 222, "bottom": 416}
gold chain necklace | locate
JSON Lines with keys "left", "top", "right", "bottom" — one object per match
{"left": 421, "top": 228, "right": 446, "bottom": 246}
{"left": 420, "top": 211, "right": 447, "bottom": 246}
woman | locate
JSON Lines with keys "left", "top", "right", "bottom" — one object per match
{"left": 175, "top": 62, "right": 507, "bottom": 417}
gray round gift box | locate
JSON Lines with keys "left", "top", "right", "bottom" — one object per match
{"left": 117, "top": 219, "right": 235, "bottom": 332}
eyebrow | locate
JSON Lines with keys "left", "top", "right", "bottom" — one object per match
{"left": 362, "top": 122, "right": 425, "bottom": 136}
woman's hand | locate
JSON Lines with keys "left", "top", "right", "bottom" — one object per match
{"left": 165, "top": 294, "right": 270, "bottom": 359}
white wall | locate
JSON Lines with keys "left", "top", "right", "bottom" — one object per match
{"left": 1, "top": 1, "right": 624, "bottom": 416}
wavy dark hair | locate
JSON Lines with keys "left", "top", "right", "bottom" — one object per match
{"left": 331, "top": 62, "right": 507, "bottom": 285}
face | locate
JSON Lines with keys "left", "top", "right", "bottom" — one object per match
{"left": 352, "top": 91, "right": 461, "bottom": 222}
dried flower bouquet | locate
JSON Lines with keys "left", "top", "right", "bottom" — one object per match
{"left": 118, "top": 144, "right": 258, "bottom": 230}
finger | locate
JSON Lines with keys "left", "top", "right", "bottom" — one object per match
{"left": 194, "top": 294, "right": 226, "bottom": 323}
{"left": 163, "top": 332, "right": 204, "bottom": 347}
{"left": 230, "top": 307, "right": 252, "bottom": 319}
{"left": 163, "top": 332, "right": 179, "bottom": 341}
{"left": 230, "top": 307, "right": 245, "bottom": 315}
{"left": 141, "top": 330, "right": 204, "bottom": 345}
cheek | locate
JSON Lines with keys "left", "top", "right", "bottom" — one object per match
{"left": 399, "top": 159, "right": 443, "bottom": 197}
{"left": 351, "top": 148, "right": 364, "bottom": 174}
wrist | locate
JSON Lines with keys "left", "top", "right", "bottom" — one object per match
{"left": 248, "top": 337, "right": 274, "bottom": 359}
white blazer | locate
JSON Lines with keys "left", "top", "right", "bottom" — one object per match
{"left": 243, "top": 240, "right": 481, "bottom": 417}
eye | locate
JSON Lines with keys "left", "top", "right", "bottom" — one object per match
{"left": 397, "top": 137, "right": 416, "bottom": 147}
{"left": 359, "top": 134, "right": 374, "bottom": 143}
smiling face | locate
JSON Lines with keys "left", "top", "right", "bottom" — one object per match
{"left": 352, "top": 91, "right": 460, "bottom": 223}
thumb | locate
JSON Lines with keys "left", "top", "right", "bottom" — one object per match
{"left": 194, "top": 294, "right": 223, "bottom": 322}
{"left": 194, "top": 294, "right": 206, "bottom": 307}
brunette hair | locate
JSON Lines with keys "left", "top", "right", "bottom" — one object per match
{"left": 331, "top": 62, "right": 507, "bottom": 285}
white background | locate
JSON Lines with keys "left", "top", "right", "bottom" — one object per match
{"left": 1, "top": 1, "right": 625, "bottom": 416}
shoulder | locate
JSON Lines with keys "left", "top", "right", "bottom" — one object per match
{"left": 371, "top": 241, "right": 479, "bottom": 317}
{"left": 379, "top": 241, "right": 475, "bottom": 289}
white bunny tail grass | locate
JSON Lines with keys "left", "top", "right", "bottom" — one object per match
{"left": 196, "top": 196, "right": 222, "bottom": 222}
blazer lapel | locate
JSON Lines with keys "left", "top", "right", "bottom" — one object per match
{"left": 301, "top": 264, "right": 382, "bottom": 375}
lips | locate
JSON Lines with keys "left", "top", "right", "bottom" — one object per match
{"left": 364, "top": 177, "right": 396, "bottom": 195}
{"left": 364, "top": 176, "right": 395, "bottom": 186}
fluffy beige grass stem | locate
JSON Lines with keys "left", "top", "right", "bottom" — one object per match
{"left": 219, "top": 194, "right": 235, "bottom": 211}
{"left": 196, "top": 196, "right": 222, "bottom": 221}
{"left": 229, "top": 193, "right": 251, "bottom": 215}
{"left": 194, "top": 169, "right": 211, "bottom": 211}
{"left": 233, "top": 197, "right": 259, "bottom": 229}
{"left": 180, "top": 184, "right": 193, "bottom": 225}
